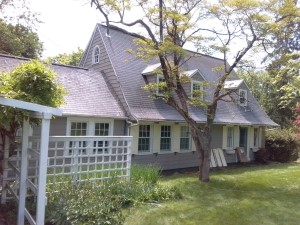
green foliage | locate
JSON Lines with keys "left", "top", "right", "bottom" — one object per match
{"left": 131, "top": 164, "right": 161, "bottom": 184}
{"left": 46, "top": 182, "right": 124, "bottom": 225}
{"left": 265, "top": 129, "right": 300, "bottom": 162}
{"left": 0, "top": 60, "right": 65, "bottom": 106}
{"left": 0, "top": 60, "right": 66, "bottom": 150}
{"left": 0, "top": 19, "right": 43, "bottom": 58}
{"left": 45, "top": 48, "right": 84, "bottom": 66}
{"left": 124, "top": 163, "right": 300, "bottom": 225}
{"left": 46, "top": 164, "right": 182, "bottom": 225}
{"left": 265, "top": 53, "right": 300, "bottom": 127}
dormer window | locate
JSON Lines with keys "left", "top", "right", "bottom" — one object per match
{"left": 239, "top": 89, "right": 247, "bottom": 106}
{"left": 191, "top": 80, "right": 203, "bottom": 99}
{"left": 156, "top": 75, "right": 166, "bottom": 96}
{"left": 92, "top": 46, "right": 100, "bottom": 64}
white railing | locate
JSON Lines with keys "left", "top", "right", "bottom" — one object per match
{"left": 2, "top": 136, "right": 132, "bottom": 202}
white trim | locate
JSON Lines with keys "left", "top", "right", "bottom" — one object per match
{"left": 159, "top": 124, "right": 172, "bottom": 152}
{"left": 92, "top": 45, "right": 100, "bottom": 64}
{"left": 137, "top": 124, "right": 153, "bottom": 154}
{"left": 238, "top": 89, "right": 248, "bottom": 107}
{"left": 156, "top": 74, "right": 165, "bottom": 96}
{"left": 179, "top": 125, "right": 191, "bottom": 152}
{"left": 66, "top": 117, "right": 114, "bottom": 136}
{"left": 191, "top": 80, "right": 203, "bottom": 99}
{"left": 79, "top": 25, "right": 97, "bottom": 66}
{"left": 0, "top": 96, "right": 62, "bottom": 116}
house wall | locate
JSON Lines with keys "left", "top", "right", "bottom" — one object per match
{"left": 33, "top": 117, "right": 126, "bottom": 137}
{"left": 131, "top": 123, "right": 228, "bottom": 170}
{"left": 131, "top": 122, "right": 267, "bottom": 169}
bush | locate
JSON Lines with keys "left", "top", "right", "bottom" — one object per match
{"left": 46, "top": 182, "right": 124, "bottom": 225}
{"left": 265, "top": 129, "right": 300, "bottom": 162}
{"left": 131, "top": 164, "right": 161, "bottom": 184}
{"left": 46, "top": 164, "right": 182, "bottom": 225}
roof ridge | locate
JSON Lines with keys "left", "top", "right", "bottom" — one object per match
{"left": 0, "top": 53, "right": 88, "bottom": 71}
{"left": 96, "top": 23, "right": 224, "bottom": 62}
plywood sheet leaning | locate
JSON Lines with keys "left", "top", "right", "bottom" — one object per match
{"left": 217, "top": 148, "right": 227, "bottom": 167}
{"left": 235, "top": 147, "right": 248, "bottom": 162}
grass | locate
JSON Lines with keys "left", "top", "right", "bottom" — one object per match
{"left": 124, "top": 163, "right": 300, "bottom": 225}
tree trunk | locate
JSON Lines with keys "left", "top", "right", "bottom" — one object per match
{"left": 190, "top": 124, "right": 212, "bottom": 183}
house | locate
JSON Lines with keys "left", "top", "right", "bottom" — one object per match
{"left": 0, "top": 24, "right": 277, "bottom": 170}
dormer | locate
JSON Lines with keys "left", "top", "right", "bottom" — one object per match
{"left": 224, "top": 79, "right": 247, "bottom": 107}
{"left": 142, "top": 63, "right": 165, "bottom": 96}
{"left": 182, "top": 69, "right": 205, "bottom": 99}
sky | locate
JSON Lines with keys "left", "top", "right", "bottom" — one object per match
{"left": 29, "top": 0, "right": 103, "bottom": 58}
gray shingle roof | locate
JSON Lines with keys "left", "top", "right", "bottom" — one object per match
{"left": 96, "top": 24, "right": 277, "bottom": 126}
{"left": 0, "top": 54, "right": 127, "bottom": 119}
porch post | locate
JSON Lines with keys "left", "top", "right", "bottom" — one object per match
{"left": 1, "top": 136, "right": 10, "bottom": 204}
{"left": 35, "top": 113, "right": 51, "bottom": 225}
{"left": 17, "top": 118, "right": 30, "bottom": 225}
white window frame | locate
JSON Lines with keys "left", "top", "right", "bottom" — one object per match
{"left": 66, "top": 117, "right": 114, "bottom": 155}
{"left": 92, "top": 45, "right": 100, "bottom": 64}
{"left": 138, "top": 124, "right": 152, "bottom": 153}
{"left": 156, "top": 74, "right": 166, "bottom": 96}
{"left": 253, "top": 127, "right": 259, "bottom": 148}
{"left": 191, "top": 80, "right": 203, "bottom": 99}
{"left": 238, "top": 89, "right": 248, "bottom": 107}
{"left": 180, "top": 125, "right": 191, "bottom": 151}
{"left": 160, "top": 125, "right": 172, "bottom": 152}
{"left": 227, "top": 126, "right": 234, "bottom": 149}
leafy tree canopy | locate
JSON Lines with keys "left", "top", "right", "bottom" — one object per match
{"left": 0, "top": 60, "right": 66, "bottom": 146}
{"left": 0, "top": 19, "right": 43, "bottom": 58}
{"left": 45, "top": 48, "right": 84, "bottom": 66}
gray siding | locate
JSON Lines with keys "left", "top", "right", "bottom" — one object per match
{"left": 32, "top": 117, "right": 67, "bottom": 136}
{"left": 132, "top": 152, "right": 198, "bottom": 170}
{"left": 211, "top": 125, "right": 223, "bottom": 149}
{"left": 113, "top": 120, "right": 126, "bottom": 135}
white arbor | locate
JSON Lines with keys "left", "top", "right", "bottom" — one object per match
{"left": 0, "top": 95, "right": 62, "bottom": 225}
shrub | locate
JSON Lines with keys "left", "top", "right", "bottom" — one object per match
{"left": 45, "top": 164, "right": 182, "bottom": 224}
{"left": 265, "top": 129, "right": 300, "bottom": 162}
{"left": 131, "top": 164, "right": 161, "bottom": 184}
{"left": 46, "top": 182, "right": 124, "bottom": 225}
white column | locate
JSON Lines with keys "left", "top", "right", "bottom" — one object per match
{"left": 1, "top": 136, "right": 10, "bottom": 204}
{"left": 35, "top": 113, "right": 51, "bottom": 225}
{"left": 18, "top": 118, "right": 30, "bottom": 225}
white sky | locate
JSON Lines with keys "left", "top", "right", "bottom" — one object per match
{"left": 29, "top": 0, "right": 103, "bottom": 58}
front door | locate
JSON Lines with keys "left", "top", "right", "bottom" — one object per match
{"left": 239, "top": 127, "right": 248, "bottom": 150}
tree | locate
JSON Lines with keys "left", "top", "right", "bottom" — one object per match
{"left": 238, "top": 69, "right": 271, "bottom": 110}
{"left": 0, "top": 0, "right": 40, "bottom": 27}
{"left": 0, "top": 60, "right": 66, "bottom": 155}
{"left": 89, "top": 0, "right": 295, "bottom": 182}
{"left": 0, "top": 19, "right": 43, "bottom": 58}
{"left": 45, "top": 48, "right": 84, "bottom": 66}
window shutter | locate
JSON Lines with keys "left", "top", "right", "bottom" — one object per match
{"left": 222, "top": 126, "right": 227, "bottom": 149}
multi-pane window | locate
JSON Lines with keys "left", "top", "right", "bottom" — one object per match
{"left": 180, "top": 126, "right": 190, "bottom": 151}
{"left": 191, "top": 81, "right": 203, "bottom": 99}
{"left": 239, "top": 89, "right": 247, "bottom": 106}
{"left": 138, "top": 125, "right": 151, "bottom": 152}
{"left": 227, "top": 127, "right": 234, "bottom": 148}
{"left": 69, "top": 122, "right": 87, "bottom": 155}
{"left": 156, "top": 75, "right": 166, "bottom": 96}
{"left": 253, "top": 128, "right": 259, "bottom": 147}
{"left": 95, "top": 123, "right": 109, "bottom": 136}
{"left": 93, "top": 46, "right": 100, "bottom": 64}
{"left": 160, "top": 125, "right": 171, "bottom": 151}
{"left": 94, "top": 123, "right": 110, "bottom": 154}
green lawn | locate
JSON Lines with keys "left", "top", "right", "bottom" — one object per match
{"left": 124, "top": 163, "right": 300, "bottom": 225}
